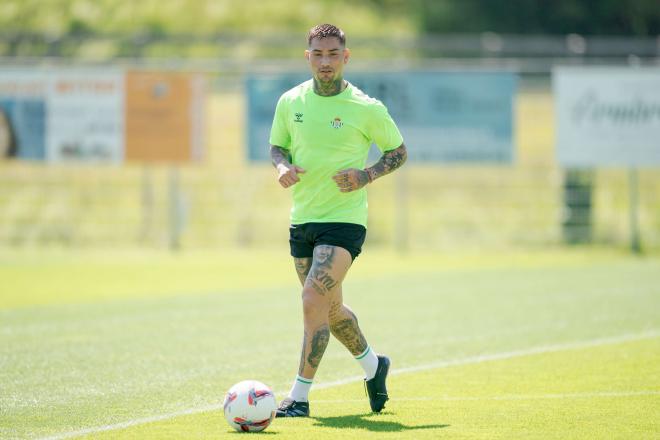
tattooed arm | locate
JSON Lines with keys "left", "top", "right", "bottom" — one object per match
{"left": 270, "top": 144, "right": 306, "bottom": 189}
{"left": 332, "top": 143, "right": 407, "bottom": 193}
{"left": 366, "top": 143, "right": 408, "bottom": 183}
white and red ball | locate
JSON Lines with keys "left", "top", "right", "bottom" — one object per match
{"left": 223, "top": 380, "right": 277, "bottom": 432}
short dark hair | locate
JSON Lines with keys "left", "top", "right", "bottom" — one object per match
{"left": 307, "top": 24, "right": 346, "bottom": 47}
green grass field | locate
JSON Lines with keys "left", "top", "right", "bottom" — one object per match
{"left": 1, "top": 248, "right": 659, "bottom": 439}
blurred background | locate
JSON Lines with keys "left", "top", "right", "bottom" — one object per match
{"left": 0, "top": 0, "right": 659, "bottom": 253}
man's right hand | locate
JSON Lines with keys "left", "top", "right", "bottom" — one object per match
{"left": 277, "top": 163, "right": 306, "bottom": 188}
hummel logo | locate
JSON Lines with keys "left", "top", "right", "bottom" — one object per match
{"left": 294, "top": 113, "right": 303, "bottom": 123}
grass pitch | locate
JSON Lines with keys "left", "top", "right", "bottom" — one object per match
{"left": 94, "top": 338, "right": 658, "bottom": 440}
{"left": 1, "top": 248, "right": 658, "bottom": 439}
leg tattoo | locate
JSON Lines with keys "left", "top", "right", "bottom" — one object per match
{"left": 306, "top": 324, "right": 330, "bottom": 369}
{"left": 295, "top": 246, "right": 352, "bottom": 377}
{"left": 330, "top": 307, "right": 368, "bottom": 356}
{"left": 306, "top": 268, "right": 338, "bottom": 295}
{"left": 305, "top": 245, "right": 341, "bottom": 296}
{"left": 297, "top": 331, "right": 308, "bottom": 375}
{"left": 294, "top": 257, "right": 312, "bottom": 286}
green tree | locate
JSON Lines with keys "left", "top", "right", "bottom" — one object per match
{"left": 417, "top": 0, "right": 660, "bottom": 35}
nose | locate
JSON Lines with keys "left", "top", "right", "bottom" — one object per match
{"left": 320, "top": 55, "right": 331, "bottom": 65}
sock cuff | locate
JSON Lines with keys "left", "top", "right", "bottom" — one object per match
{"left": 296, "top": 375, "right": 313, "bottom": 385}
{"left": 354, "top": 346, "right": 371, "bottom": 360}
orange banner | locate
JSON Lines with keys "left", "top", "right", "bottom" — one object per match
{"left": 125, "top": 71, "right": 205, "bottom": 163}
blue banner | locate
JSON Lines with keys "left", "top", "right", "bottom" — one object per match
{"left": 0, "top": 98, "right": 46, "bottom": 160}
{"left": 246, "top": 71, "right": 517, "bottom": 163}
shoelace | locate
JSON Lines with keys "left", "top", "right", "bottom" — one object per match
{"left": 278, "top": 399, "right": 308, "bottom": 416}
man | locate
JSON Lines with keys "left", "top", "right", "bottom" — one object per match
{"left": 269, "top": 23, "right": 407, "bottom": 417}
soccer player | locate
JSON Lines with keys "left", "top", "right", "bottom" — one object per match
{"left": 269, "top": 23, "right": 407, "bottom": 417}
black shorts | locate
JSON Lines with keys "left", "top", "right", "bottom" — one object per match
{"left": 289, "top": 222, "right": 367, "bottom": 261}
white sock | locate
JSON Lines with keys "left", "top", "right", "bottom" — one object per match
{"left": 355, "top": 346, "right": 379, "bottom": 380}
{"left": 289, "top": 375, "right": 313, "bottom": 402}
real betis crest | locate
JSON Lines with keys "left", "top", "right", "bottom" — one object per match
{"left": 331, "top": 117, "right": 343, "bottom": 129}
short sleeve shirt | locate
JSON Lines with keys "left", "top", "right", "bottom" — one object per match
{"left": 269, "top": 80, "right": 403, "bottom": 227}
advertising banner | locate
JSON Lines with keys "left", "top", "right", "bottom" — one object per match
{"left": 246, "top": 71, "right": 517, "bottom": 163}
{"left": 554, "top": 67, "right": 660, "bottom": 167}
{"left": 0, "top": 71, "right": 47, "bottom": 160}
{"left": 0, "top": 69, "right": 123, "bottom": 162}
{"left": 47, "top": 70, "right": 124, "bottom": 162}
{"left": 0, "top": 69, "right": 205, "bottom": 164}
{"left": 125, "top": 71, "right": 205, "bottom": 163}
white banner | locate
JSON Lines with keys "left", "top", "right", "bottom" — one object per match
{"left": 46, "top": 70, "right": 124, "bottom": 163}
{"left": 0, "top": 69, "right": 124, "bottom": 163}
{"left": 554, "top": 67, "right": 660, "bottom": 167}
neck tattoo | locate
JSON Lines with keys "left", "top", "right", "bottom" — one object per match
{"left": 314, "top": 78, "right": 345, "bottom": 97}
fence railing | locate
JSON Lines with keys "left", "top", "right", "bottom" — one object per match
{"left": 1, "top": 160, "right": 658, "bottom": 251}
{"left": 1, "top": 32, "right": 658, "bottom": 59}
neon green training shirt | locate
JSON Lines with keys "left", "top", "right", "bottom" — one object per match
{"left": 269, "top": 79, "right": 403, "bottom": 227}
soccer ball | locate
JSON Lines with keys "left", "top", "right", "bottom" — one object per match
{"left": 223, "top": 380, "right": 277, "bottom": 432}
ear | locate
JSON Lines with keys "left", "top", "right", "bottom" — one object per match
{"left": 305, "top": 49, "right": 310, "bottom": 62}
{"left": 343, "top": 48, "right": 351, "bottom": 64}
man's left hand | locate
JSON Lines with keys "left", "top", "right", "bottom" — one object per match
{"left": 332, "top": 168, "right": 370, "bottom": 193}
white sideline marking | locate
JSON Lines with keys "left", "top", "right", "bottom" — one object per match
{"left": 36, "top": 330, "right": 659, "bottom": 440}
{"left": 314, "top": 390, "right": 660, "bottom": 403}
{"left": 312, "top": 329, "right": 660, "bottom": 391}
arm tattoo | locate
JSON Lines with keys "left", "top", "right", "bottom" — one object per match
{"left": 356, "top": 169, "right": 370, "bottom": 187}
{"left": 366, "top": 143, "right": 407, "bottom": 182}
{"left": 270, "top": 145, "right": 291, "bottom": 167}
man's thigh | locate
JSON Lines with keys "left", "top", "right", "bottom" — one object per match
{"left": 305, "top": 245, "right": 352, "bottom": 297}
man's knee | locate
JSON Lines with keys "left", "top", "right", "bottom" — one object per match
{"left": 301, "top": 286, "right": 329, "bottom": 317}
